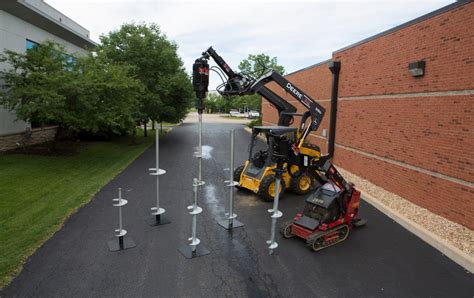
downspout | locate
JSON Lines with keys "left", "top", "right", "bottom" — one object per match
{"left": 328, "top": 61, "right": 341, "bottom": 158}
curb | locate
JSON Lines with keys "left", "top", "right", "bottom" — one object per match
{"left": 362, "top": 192, "right": 473, "bottom": 273}
{"left": 243, "top": 126, "right": 473, "bottom": 273}
{"left": 244, "top": 127, "right": 264, "bottom": 139}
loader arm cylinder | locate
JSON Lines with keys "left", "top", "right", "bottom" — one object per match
{"left": 204, "top": 47, "right": 237, "bottom": 78}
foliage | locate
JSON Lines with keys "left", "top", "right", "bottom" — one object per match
{"left": 70, "top": 55, "right": 143, "bottom": 135}
{"left": 230, "top": 95, "right": 261, "bottom": 112}
{"left": 0, "top": 42, "right": 75, "bottom": 128}
{"left": 233, "top": 53, "right": 285, "bottom": 113}
{"left": 157, "top": 71, "right": 194, "bottom": 122}
{"left": 204, "top": 53, "right": 285, "bottom": 114}
{"left": 205, "top": 92, "right": 262, "bottom": 114}
{"left": 248, "top": 117, "right": 262, "bottom": 128}
{"left": 205, "top": 92, "right": 229, "bottom": 113}
{"left": 0, "top": 24, "right": 193, "bottom": 138}
{"left": 238, "top": 53, "right": 285, "bottom": 79}
{"left": 0, "top": 41, "right": 143, "bottom": 136}
{"left": 97, "top": 23, "right": 193, "bottom": 126}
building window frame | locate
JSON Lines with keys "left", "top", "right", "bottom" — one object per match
{"left": 26, "top": 39, "right": 39, "bottom": 50}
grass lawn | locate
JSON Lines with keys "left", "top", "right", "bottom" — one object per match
{"left": 0, "top": 130, "right": 155, "bottom": 288}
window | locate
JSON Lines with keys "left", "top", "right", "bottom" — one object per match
{"left": 64, "top": 54, "right": 77, "bottom": 64}
{"left": 63, "top": 53, "right": 77, "bottom": 71}
{"left": 25, "top": 39, "right": 77, "bottom": 70}
{"left": 26, "top": 39, "right": 39, "bottom": 50}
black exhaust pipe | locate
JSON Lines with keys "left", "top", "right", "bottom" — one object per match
{"left": 328, "top": 61, "right": 341, "bottom": 158}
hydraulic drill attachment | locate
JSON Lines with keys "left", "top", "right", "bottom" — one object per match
{"left": 192, "top": 57, "right": 209, "bottom": 113}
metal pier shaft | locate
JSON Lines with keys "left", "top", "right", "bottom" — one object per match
{"left": 267, "top": 168, "right": 283, "bottom": 255}
{"left": 218, "top": 129, "right": 244, "bottom": 230}
{"left": 177, "top": 112, "right": 210, "bottom": 258}
{"left": 108, "top": 188, "right": 136, "bottom": 252}
{"left": 147, "top": 131, "right": 170, "bottom": 226}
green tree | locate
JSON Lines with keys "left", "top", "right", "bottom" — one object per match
{"left": 157, "top": 71, "right": 194, "bottom": 122}
{"left": 204, "top": 93, "right": 217, "bottom": 113}
{"left": 0, "top": 42, "right": 74, "bottom": 129}
{"left": 205, "top": 92, "right": 230, "bottom": 113}
{"left": 71, "top": 55, "right": 143, "bottom": 136}
{"left": 230, "top": 95, "right": 261, "bottom": 112}
{"left": 235, "top": 53, "right": 285, "bottom": 113}
{"left": 97, "top": 23, "right": 193, "bottom": 136}
{"left": 238, "top": 53, "right": 285, "bottom": 79}
{"left": 0, "top": 41, "right": 143, "bottom": 137}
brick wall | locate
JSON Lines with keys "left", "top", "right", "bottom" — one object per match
{"left": 0, "top": 126, "right": 58, "bottom": 152}
{"left": 262, "top": 1, "right": 474, "bottom": 229}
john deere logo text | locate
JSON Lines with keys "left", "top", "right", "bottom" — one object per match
{"left": 286, "top": 83, "right": 302, "bottom": 99}
{"left": 314, "top": 198, "right": 324, "bottom": 204}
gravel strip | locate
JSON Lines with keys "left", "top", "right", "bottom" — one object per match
{"left": 338, "top": 167, "right": 474, "bottom": 257}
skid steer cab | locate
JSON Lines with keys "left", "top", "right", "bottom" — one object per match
{"left": 234, "top": 125, "right": 321, "bottom": 201}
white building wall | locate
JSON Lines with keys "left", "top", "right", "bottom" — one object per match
{"left": 23, "top": 0, "right": 90, "bottom": 38}
{"left": 0, "top": 9, "right": 89, "bottom": 136}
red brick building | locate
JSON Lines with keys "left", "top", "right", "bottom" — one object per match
{"left": 262, "top": 1, "right": 474, "bottom": 229}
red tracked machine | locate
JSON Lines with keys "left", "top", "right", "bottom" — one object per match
{"left": 280, "top": 156, "right": 367, "bottom": 251}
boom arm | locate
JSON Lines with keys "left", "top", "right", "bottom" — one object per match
{"left": 202, "top": 47, "right": 237, "bottom": 79}
{"left": 250, "top": 70, "right": 326, "bottom": 133}
{"left": 200, "top": 47, "right": 297, "bottom": 126}
{"left": 196, "top": 47, "right": 326, "bottom": 133}
{"left": 243, "top": 70, "right": 326, "bottom": 148}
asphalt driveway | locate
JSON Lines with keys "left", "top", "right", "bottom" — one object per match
{"left": 2, "top": 121, "right": 473, "bottom": 297}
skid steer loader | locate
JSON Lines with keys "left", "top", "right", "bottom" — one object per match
{"left": 194, "top": 47, "right": 340, "bottom": 201}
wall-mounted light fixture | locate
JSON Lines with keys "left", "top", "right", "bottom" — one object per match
{"left": 408, "top": 60, "right": 425, "bottom": 77}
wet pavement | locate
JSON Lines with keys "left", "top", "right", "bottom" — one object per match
{"left": 2, "top": 121, "right": 473, "bottom": 297}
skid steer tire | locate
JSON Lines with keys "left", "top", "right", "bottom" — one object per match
{"left": 257, "top": 174, "right": 285, "bottom": 202}
{"left": 233, "top": 165, "right": 245, "bottom": 190}
{"left": 290, "top": 172, "right": 314, "bottom": 195}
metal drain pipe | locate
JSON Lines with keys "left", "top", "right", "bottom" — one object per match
{"left": 328, "top": 61, "right": 341, "bottom": 159}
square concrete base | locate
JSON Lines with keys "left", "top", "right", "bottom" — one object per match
{"left": 107, "top": 236, "right": 136, "bottom": 252}
{"left": 145, "top": 214, "right": 171, "bottom": 226}
{"left": 177, "top": 244, "right": 210, "bottom": 259}
{"left": 217, "top": 219, "right": 244, "bottom": 230}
